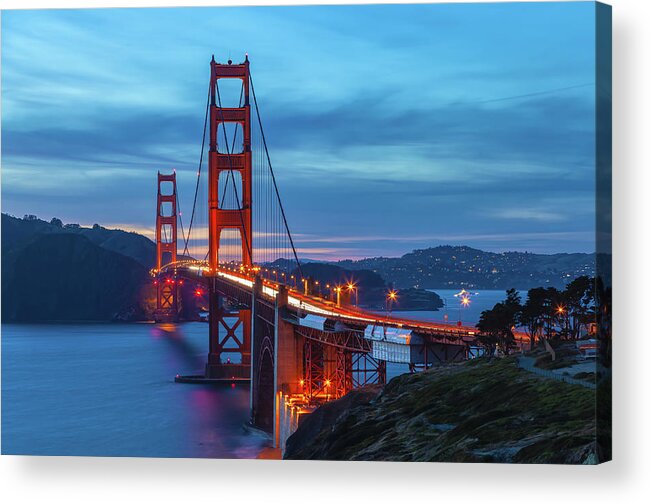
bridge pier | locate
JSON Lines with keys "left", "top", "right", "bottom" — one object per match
{"left": 250, "top": 276, "right": 274, "bottom": 430}
{"left": 153, "top": 275, "right": 180, "bottom": 322}
{"left": 272, "top": 285, "right": 303, "bottom": 448}
{"left": 205, "top": 277, "right": 251, "bottom": 380}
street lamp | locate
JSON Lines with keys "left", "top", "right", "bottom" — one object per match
{"left": 347, "top": 282, "right": 358, "bottom": 307}
{"left": 458, "top": 295, "right": 471, "bottom": 325}
{"left": 334, "top": 286, "right": 342, "bottom": 307}
{"left": 454, "top": 289, "right": 477, "bottom": 325}
{"left": 386, "top": 289, "right": 398, "bottom": 316}
{"left": 441, "top": 296, "right": 450, "bottom": 324}
{"left": 556, "top": 305, "right": 569, "bottom": 338}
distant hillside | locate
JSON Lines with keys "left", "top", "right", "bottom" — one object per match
{"left": 2, "top": 233, "right": 150, "bottom": 322}
{"left": 296, "top": 263, "right": 443, "bottom": 311}
{"left": 337, "top": 245, "right": 597, "bottom": 290}
{"left": 0, "top": 214, "right": 212, "bottom": 322}
{"left": 1, "top": 214, "right": 602, "bottom": 320}
{"left": 2, "top": 213, "right": 156, "bottom": 267}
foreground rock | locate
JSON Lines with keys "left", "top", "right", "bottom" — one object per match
{"left": 284, "top": 357, "right": 604, "bottom": 463}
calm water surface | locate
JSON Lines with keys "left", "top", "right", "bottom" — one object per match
{"left": 2, "top": 322, "right": 268, "bottom": 458}
{"left": 427, "top": 289, "right": 509, "bottom": 325}
{"left": 2, "top": 290, "right": 508, "bottom": 457}
{"left": 382, "top": 289, "right": 509, "bottom": 379}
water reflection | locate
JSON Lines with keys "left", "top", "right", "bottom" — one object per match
{"left": 150, "top": 323, "right": 205, "bottom": 372}
{"left": 2, "top": 323, "right": 268, "bottom": 458}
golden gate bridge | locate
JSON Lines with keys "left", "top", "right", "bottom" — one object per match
{"left": 151, "top": 55, "right": 529, "bottom": 451}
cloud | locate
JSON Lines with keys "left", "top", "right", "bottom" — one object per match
{"left": 490, "top": 208, "right": 567, "bottom": 223}
{"left": 1, "top": 4, "right": 599, "bottom": 257}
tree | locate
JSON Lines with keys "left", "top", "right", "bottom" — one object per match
{"left": 595, "top": 276, "right": 611, "bottom": 367}
{"left": 476, "top": 302, "right": 517, "bottom": 356}
{"left": 50, "top": 217, "right": 63, "bottom": 228}
{"left": 541, "top": 287, "right": 563, "bottom": 340}
{"left": 519, "top": 287, "right": 547, "bottom": 350}
{"left": 562, "top": 276, "right": 595, "bottom": 339}
{"left": 504, "top": 288, "right": 521, "bottom": 319}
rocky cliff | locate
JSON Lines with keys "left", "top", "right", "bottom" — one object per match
{"left": 284, "top": 357, "right": 602, "bottom": 464}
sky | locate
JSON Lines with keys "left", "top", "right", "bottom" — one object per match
{"left": 1, "top": 2, "right": 599, "bottom": 260}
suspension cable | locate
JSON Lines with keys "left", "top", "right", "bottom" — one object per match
{"left": 182, "top": 80, "right": 211, "bottom": 257}
{"left": 175, "top": 182, "right": 186, "bottom": 254}
{"left": 250, "top": 73, "right": 304, "bottom": 278}
{"left": 215, "top": 79, "right": 253, "bottom": 265}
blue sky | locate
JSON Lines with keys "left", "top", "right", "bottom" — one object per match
{"left": 1, "top": 2, "right": 598, "bottom": 259}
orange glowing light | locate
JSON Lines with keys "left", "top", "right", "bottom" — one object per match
{"left": 461, "top": 297, "right": 470, "bottom": 306}
{"left": 324, "top": 379, "right": 331, "bottom": 387}
{"left": 387, "top": 290, "right": 398, "bottom": 301}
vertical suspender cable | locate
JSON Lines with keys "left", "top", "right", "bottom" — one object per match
{"left": 182, "top": 80, "right": 211, "bottom": 258}
{"left": 250, "top": 73, "right": 303, "bottom": 279}
{"left": 215, "top": 79, "right": 253, "bottom": 266}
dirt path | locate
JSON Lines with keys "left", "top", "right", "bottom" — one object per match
{"left": 517, "top": 355, "right": 596, "bottom": 389}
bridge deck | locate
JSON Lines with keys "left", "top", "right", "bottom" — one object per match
{"left": 156, "top": 261, "right": 530, "bottom": 347}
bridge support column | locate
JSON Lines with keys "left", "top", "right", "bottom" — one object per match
{"left": 153, "top": 171, "right": 179, "bottom": 322}
{"left": 334, "top": 349, "right": 352, "bottom": 398}
{"left": 154, "top": 277, "right": 179, "bottom": 322}
{"left": 205, "top": 277, "right": 251, "bottom": 380}
{"left": 273, "top": 285, "right": 303, "bottom": 448}
{"left": 250, "top": 276, "right": 274, "bottom": 430}
{"left": 250, "top": 276, "right": 261, "bottom": 416}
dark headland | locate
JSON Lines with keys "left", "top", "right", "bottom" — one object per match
{"left": 284, "top": 356, "right": 608, "bottom": 464}
{"left": 2, "top": 213, "right": 599, "bottom": 322}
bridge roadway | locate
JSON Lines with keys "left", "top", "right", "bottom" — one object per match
{"left": 157, "top": 260, "right": 529, "bottom": 348}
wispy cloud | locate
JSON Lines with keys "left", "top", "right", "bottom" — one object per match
{"left": 1, "top": 3, "right": 598, "bottom": 256}
{"left": 490, "top": 208, "right": 567, "bottom": 223}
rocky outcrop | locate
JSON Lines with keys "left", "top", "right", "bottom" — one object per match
{"left": 284, "top": 357, "right": 602, "bottom": 463}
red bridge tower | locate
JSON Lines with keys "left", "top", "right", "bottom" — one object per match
{"left": 154, "top": 171, "right": 179, "bottom": 322}
{"left": 206, "top": 55, "right": 253, "bottom": 379}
